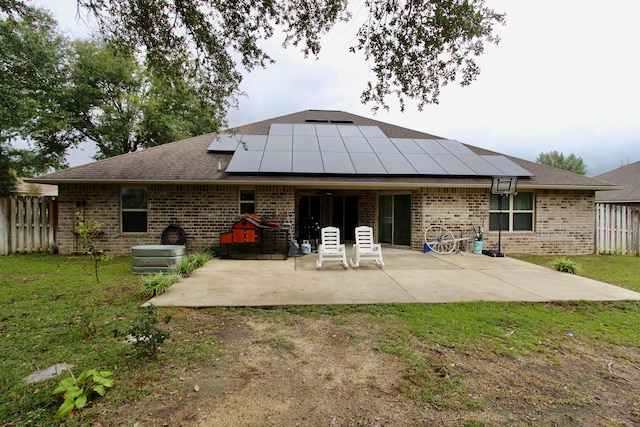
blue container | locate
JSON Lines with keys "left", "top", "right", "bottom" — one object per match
{"left": 473, "top": 241, "right": 483, "bottom": 254}
{"left": 423, "top": 242, "right": 432, "bottom": 253}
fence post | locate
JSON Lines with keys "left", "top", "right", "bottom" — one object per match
{"left": 0, "top": 198, "right": 8, "bottom": 255}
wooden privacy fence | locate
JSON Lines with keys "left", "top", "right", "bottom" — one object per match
{"left": 0, "top": 196, "right": 57, "bottom": 255}
{"left": 596, "top": 203, "right": 640, "bottom": 256}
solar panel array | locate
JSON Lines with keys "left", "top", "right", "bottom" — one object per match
{"left": 207, "top": 124, "right": 533, "bottom": 177}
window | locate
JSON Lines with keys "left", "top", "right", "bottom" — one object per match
{"left": 122, "top": 187, "right": 148, "bottom": 232}
{"left": 239, "top": 189, "right": 255, "bottom": 214}
{"left": 489, "top": 192, "right": 534, "bottom": 231}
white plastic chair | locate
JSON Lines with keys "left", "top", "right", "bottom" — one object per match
{"left": 350, "top": 226, "right": 384, "bottom": 268}
{"left": 316, "top": 226, "right": 348, "bottom": 269}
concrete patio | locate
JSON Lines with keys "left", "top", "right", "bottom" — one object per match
{"left": 145, "top": 248, "right": 640, "bottom": 307}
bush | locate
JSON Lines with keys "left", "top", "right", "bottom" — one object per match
{"left": 551, "top": 257, "right": 580, "bottom": 274}
{"left": 142, "top": 273, "right": 182, "bottom": 297}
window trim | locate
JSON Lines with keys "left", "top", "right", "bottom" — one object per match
{"left": 489, "top": 192, "right": 534, "bottom": 232}
{"left": 121, "top": 187, "right": 148, "bottom": 233}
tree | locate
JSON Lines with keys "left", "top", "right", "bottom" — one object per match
{"left": 4, "top": 0, "right": 504, "bottom": 112}
{"left": 0, "top": 7, "right": 72, "bottom": 171}
{"left": 0, "top": 144, "right": 17, "bottom": 196}
{"left": 2, "top": 1, "right": 505, "bottom": 164}
{"left": 64, "top": 39, "right": 228, "bottom": 159}
{"left": 2, "top": 9, "right": 229, "bottom": 164}
{"left": 64, "top": 39, "right": 146, "bottom": 159}
{"left": 536, "top": 151, "right": 587, "bottom": 175}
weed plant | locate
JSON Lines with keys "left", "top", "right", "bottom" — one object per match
{"left": 551, "top": 256, "right": 580, "bottom": 274}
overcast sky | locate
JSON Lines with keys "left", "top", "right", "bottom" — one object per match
{"left": 35, "top": 0, "right": 640, "bottom": 176}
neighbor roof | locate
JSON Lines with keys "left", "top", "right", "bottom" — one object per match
{"left": 32, "top": 110, "right": 617, "bottom": 190}
{"left": 594, "top": 161, "right": 640, "bottom": 203}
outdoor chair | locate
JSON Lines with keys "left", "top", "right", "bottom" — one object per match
{"left": 350, "top": 226, "right": 384, "bottom": 268}
{"left": 316, "top": 226, "right": 348, "bottom": 269}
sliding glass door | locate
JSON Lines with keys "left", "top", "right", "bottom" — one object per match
{"left": 378, "top": 194, "right": 411, "bottom": 246}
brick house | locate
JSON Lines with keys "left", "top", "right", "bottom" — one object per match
{"left": 33, "top": 110, "right": 617, "bottom": 256}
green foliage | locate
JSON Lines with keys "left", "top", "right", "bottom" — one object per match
{"left": 536, "top": 151, "right": 587, "bottom": 175}
{"left": 357, "top": 0, "right": 505, "bottom": 111}
{"left": 0, "top": 7, "right": 71, "bottom": 171}
{"left": 174, "top": 252, "right": 212, "bottom": 277}
{"left": 115, "top": 305, "right": 171, "bottom": 360}
{"left": 142, "top": 252, "right": 211, "bottom": 296}
{"left": 5, "top": 1, "right": 505, "bottom": 116}
{"left": 1, "top": 10, "right": 228, "bottom": 168}
{"left": 142, "top": 273, "right": 182, "bottom": 297}
{"left": 0, "top": 143, "right": 17, "bottom": 196}
{"left": 88, "top": 0, "right": 505, "bottom": 111}
{"left": 52, "top": 368, "right": 114, "bottom": 418}
{"left": 550, "top": 256, "right": 580, "bottom": 274}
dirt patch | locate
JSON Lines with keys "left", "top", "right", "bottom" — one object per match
{"left": 108, "top": 311, "right": 640, "bottom": 427}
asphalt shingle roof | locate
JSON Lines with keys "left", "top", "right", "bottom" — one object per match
{"left": 594, "top": 161, "right": 640, "bottom": 202}
{"left": 34, "top": 110, "right": 617, "bottom": 190}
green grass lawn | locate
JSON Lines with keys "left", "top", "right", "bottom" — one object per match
{"left": 513, "top": 254, "right": 640, "bottom": 292}
{"left": 0, "top": 253, "right": 639, "bottom": 425}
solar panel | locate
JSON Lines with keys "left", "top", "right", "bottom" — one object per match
{"left": 359, "top": 126, "right": 386, "bottom": 138}
{"left": 260, "top": 151, "right": 292, "bottom": 173}
{"left": 337, "top": 125, "right": 363, "bottom": 137}
{"left": 439, "top": 140, "right": 475, "bottom": 155}
{"left": 413, "top": 139, "right": 451, "bottom": 155}
{"left": 315, "top": 124, "right": 340, "bottom": 137}
{"left": 293, "top": 151, "right": 324, "bottom": 173}
{"left": 390, "top": 138, "right": 424, "bottom": 154}
{"left": 220, "top": 124, "right": 534, "bottom": 177}
{"left": 482, "top": 156, "right": 535, "bottom": 177}
{"left": 457, "top": 155, "right": 505, "bottom": 175}
{"left": 318, "top": 136, "right": 347, "bottom": 152}
{"left": 265, "top": 135, "right": 292, "bottom": 151}
{"left": 239, "top": 135, "right": 268, "bottom": 151}
{"left": 321, "top": 152, "right": 355, "bottom": 174}
{"left": 225, "top": 150, "right": 263, "bottom": 172}
{"left": 342, "top": 137, "right": 373, "bottom": 153}
{"left": 431, "top": 154, "right": 476, "bottom": 175}
{"left": 366, "top": 137, "right": 399, "bottom": 154}
{"left": 207, "top": 134, "right": 241, "bottom": 152}
{"left": 405, "top": 154, "right": 448, "bottom": 175}
{"left": 293, "top": 135, "right": 320, "bottom": 152}
{"left": 293, "top": 124, "right": 317, "bottom": 136}
{"left": 378, "top": 153, "right": 417, "bottom": 174}
{"left": 350, "top": 152, "right": 387, "bottom": 174}
{"left": 269, "top": 123, "right": 293, "bottom": 136}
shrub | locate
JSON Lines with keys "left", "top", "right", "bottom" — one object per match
{"left": 142, "top": 273, "right": 182, "bottom": 297}
{"left": 551, "top": 257, "right": 580, "bottom": 274}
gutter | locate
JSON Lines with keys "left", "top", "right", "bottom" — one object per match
{"left": 25, "top": 177, "right": 623, "bottom": 192}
